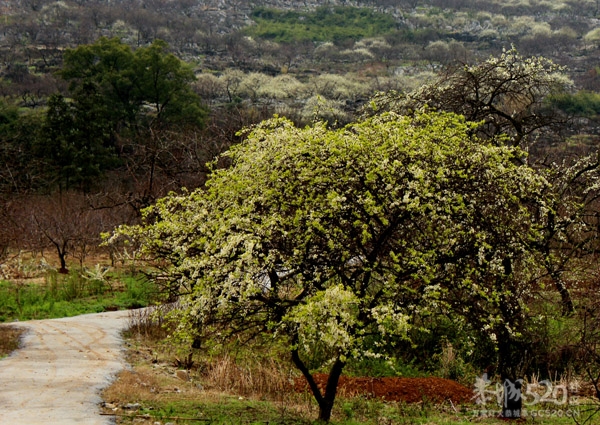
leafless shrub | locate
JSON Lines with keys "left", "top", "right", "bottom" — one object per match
{"left": 127, "top": 304, "right": 176, "bottom": 341}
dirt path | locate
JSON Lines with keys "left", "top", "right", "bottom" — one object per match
{"left": 0, "top": 310, "right": 132, "bottom": 425}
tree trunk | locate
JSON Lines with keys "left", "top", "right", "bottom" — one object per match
{"left": 58, "top": 254, "right": 68, "bottom": 274}
{"left": 55, "top": 240, "right": 69, "bottom": 274}
{"left": 502, "top": 378, "right": 523, "bottom": 419}
{"left": 291, "top": 348, "right": 345, "bottom": 422}
{"left": 497, "top": 328, "right": 522, "bottom": 419}
{"left": 552, "top": 274, "right": 574, "bottom": 315}
{"left": 318, "top": 359, "right": 345, "bottom": 422}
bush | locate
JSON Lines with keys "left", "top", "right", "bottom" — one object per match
{"left": 547, "top": 90, "right": 600, "bottom": 117}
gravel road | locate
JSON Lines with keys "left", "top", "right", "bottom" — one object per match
{"left": 0, "top": 310, "right": 131, "bottom": 425}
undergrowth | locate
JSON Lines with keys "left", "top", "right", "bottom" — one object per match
{"left": 101, "top": 311, "right": 586, "bottom": 425}
{"left": 0, "top": 270, "right": 157, "bottom": 322}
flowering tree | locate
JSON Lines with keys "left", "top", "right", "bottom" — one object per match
{"left": 109, "top": 110, "right": 548, "bottom": 421}
{"left": 367, "top": 48, "right": 600, "bottom": 317}
{"left": 367, "top": 47, "right": 571, "bottom": 148}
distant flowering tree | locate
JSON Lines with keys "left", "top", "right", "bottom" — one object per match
{"left": 109, "top": 110, "right": 548, "bottom": 422}
{"left": 367, "top": 47, "right": 572, "bottom": 148}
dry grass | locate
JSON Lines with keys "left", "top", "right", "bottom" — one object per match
{"left": 126, "top": 304, "right": 175, "bottom": 341}
{"left": 102, "top": 366, "right": 205, "bottom": 405}
{"left": 201, "top": 352, "right": 295, "bottom": 398}
{"left": 0, "top": 325, "right": 24, "bottom": 357}
{"left": 102, "top": 312, "right": 317, "bottom": 424}
{"left": 124, "top": 304, "right": 297, "bottom": 400}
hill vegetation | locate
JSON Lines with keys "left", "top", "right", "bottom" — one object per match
{"left": 245, "top": 6, "right": 397, "bottom": 42}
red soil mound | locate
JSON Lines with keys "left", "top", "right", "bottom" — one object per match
{"left": 295, "top": 374, "right": 473, "bottom": 404}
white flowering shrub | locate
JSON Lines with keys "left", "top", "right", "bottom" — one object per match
{"left": 238, "top": 72, "right": 272, "bottom": 101}
{"left": 300, "top": 95, "right": 349, "bottom": 124}
{"left": 195, "top": 73, "right": 226, "bottom": 101}
{"left": 309, "top": 73, "right": 372, "bottom": 105}
{"left": 263, "top": 74, "right": 308, "bottom": 100}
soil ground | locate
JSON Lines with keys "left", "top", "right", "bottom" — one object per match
{"left": 295, "top": 373, "right": 473, "bottom": 404}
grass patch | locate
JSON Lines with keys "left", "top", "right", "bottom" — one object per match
{"left": 245, "top": 6, "right": 396, "bottom": 43}
{"left": 104, "top": 374, "right": 315, "bottom": 424}
{"left": 0, "top": 271, "right": 158, "bottom": 322}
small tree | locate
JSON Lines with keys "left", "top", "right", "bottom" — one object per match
{"left": 7, "top": 192, "right": 122, "bottom": 272}
{"left": 110, "top": 111, "right": 548, "bottom": 422}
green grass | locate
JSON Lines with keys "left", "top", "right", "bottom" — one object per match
{"left": 110, "top": 395, "right": 588, "bottom": 424}
{"left": 0, "top": 271, "right": 158, "bottom": 322}
{"left": 344, "top": 356, "right": 426, "bottom": 378}
{"left": 244, "top": 6, "right": 397, "bottom": 43}
{"left": 137, "top": 398, "right": 316, "bottom": 424}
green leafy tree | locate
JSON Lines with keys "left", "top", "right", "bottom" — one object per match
{"left": 59, "top": 36, "right": 138, "bottom": 131}
{"left": 40, "top": 38, "right": 208, "bottom": 195}
{"left": 0, "top": 102, "right": 47, "bottom": 193}
{"left": 59, "top": 37, "right": 206, "bottom": 133}
{"left": 109, "top": 110, "right": 548, "bottom": 421}
{"left": 132, "top": 39, "right": 206, "bottom": 129}
{"left": 36, "top": 93, "right": 118, "bottom": 191}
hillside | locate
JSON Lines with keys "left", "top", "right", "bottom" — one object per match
{"left": 1, "top": 0, "right": 598, "bottom": 74}
{"left": 1, "top": 0, "right": 600, "bottom": 272}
